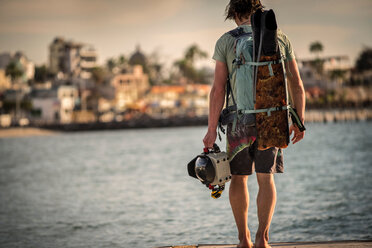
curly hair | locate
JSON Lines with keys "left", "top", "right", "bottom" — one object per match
{"left": 225, "top": 0, "right": 264, "bottom": 21}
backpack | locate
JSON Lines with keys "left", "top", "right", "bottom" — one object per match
{"left": 219, "top": 27, "right": 286, "bottom": 129}
{"left": 218, "top": 20, "right": 305, "bottom": 149}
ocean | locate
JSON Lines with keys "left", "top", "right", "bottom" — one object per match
{"left": 0, "top": 122, "right": 371, "bottom": 247}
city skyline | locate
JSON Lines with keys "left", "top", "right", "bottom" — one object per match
{"left": 0, "top": 0, "right": 371, "bottom": 68}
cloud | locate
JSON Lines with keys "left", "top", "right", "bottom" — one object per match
{"left": 0, "top": 0, "right": 190, "bottom": 34}
{"left": 263, "top": 0, "right": 372, "bottom": 16}
{"left": 310, "top": 0, "right": 372, "bottom": 16}
{"left": 281, "top": 23, "right": 359, "bottom": 62}
{"left": 108, "top": 0, "right": 191, "bottom": 26}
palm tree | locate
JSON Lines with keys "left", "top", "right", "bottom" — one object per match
{"left": 329, "top": 69, "right": 347, "bottom": 84}
{"left": 34, "top": 64, "right": 48, "bottom": 83}
{"left": 174, "top": 44, "right": 208, "bottom": 83}
{"left": 106, "top": 58, "right": 117, "bottom": 72}
{"left": 118, "top": 55, "right": 126, "bottom": 65}
{"left": 309, "top": 41, "right": 323, "bottom": 58}
{"left": 5, "top": 61, "right": 23, "bottom": 82}
{"left": 309, "top": 41, "right": 324, "bottom": 75}
{"left": 91, "top": 66, "right": 106, "bottom": 85}
{"left": 184, "top": 44, "right": 208, "bottom": 64}
{"left": 5, "top": 61, "right": 24, "bottom": 121}
{"left": 355, "top": 47, "right": 372, "bottom": 72}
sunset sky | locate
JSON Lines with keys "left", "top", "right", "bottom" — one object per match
{"left": 0, "top": 0, "right": 371, "bottom": 69}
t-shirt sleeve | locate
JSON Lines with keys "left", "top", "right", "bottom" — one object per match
{"left": 212, "top": 36, "right": 227, "bottom": 63}
{"left": 284, "top": 34, "right": 295, "bottom": 61}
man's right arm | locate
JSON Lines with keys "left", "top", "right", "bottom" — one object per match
{"left": 203, "top": 60, "right": 228, "bottom": 148}
{"left": 286, "top": 58, "right": 306, "bottom": 144}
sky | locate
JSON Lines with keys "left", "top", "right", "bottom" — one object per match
{"left": 0, "top": 0, "right": 371, "bottom": 69}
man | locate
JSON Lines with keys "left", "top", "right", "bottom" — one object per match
{"left": 203, "top": 1, "right": 306, "bottom": 248}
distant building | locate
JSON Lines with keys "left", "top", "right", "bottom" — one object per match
{"left": 57, "top": 85, "right": 78, "bottom": 124}
{"left": 129, "top": 45, "right": 146, "bottom": 67}
{"left": 147, "top": 85, "right": 185, "bottom": 116}
{"left": 79, "top": 46, "right": 97, "bottom": 79}
{"left": 146, "top": 84, "right": 210, "bottom": 118}
{"left": 111, "top": 65, "right": 150, "bottom": 111}
{"left": 49, "top": 37, "right": 65, "bottom": 75}
{"left": 14, "top": 51, "right": 35, "bottom": 81}
{"left": 63, "top": 41, "right": 82, "bottom": 78}
{"left": 298, "top": 55, "right": 351, "bottom": 89}
{"left": 0, "top": 53, "right": 11, "bottom": 69}
{"left": 0, "top": 51, "right": 35, "bottom": 84}
{"left": 31, "top": 89, "right": 60, "bottom": 124}
{"left": 49, "top": 37, "right": 98, "bottom": 79}
{"left": 0, "top": 69, "right": 11, "bottom": 91}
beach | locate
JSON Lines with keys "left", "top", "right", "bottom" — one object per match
{"left": 0, "top": 127, "right": 58, "bottom": 138}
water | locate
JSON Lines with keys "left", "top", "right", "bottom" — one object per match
{"left": 0, "top": 122, "right": 371, "bottom": 248}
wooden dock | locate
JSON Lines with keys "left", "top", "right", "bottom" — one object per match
{"left": 156, "top": 240, "right": 372, "bottom": 248}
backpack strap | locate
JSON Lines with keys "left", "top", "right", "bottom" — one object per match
{"left": 239, "top": 105, "right": 306, "bottom": 132}
{"left": 228, "top": 27, "right": 246, "bottom": 38}
{"left": 226, "top": 77, "right": 236, "bottom": 107}
{"left": 225, "top": 28, "right": 252, "bottom": 108}
{"left": 246, "top": 58, "right": 282, "bottom": 77}
{"left": 240, "top": 105, "right": 289, "bottom": 117}
{"left": 223, "top": 28, "right": 245, "bottom": 109}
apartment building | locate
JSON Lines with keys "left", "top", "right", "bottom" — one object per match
{"left": 111, "top": 65, "right": 150, "bottom": 112}
{"left": 49, "top": 37, "right": 97, "bottom": 79}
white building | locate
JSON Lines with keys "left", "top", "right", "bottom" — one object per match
{"left": 49, "top": 37, "right": 98, "bottom": 79}
{"left": 31, "top": 89, "right": 60, "bottom": 124}
{"left": 79, "top": 46, "right": 97, "bottom": 79}
{"left": 57, "top": 85, "right": 78, "bottom": 124}
{"left": 32, "top": 98, "right": 60, "bottom": 123}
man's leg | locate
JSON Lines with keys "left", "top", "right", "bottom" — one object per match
{"left": 229, "top": 175, "right": 253, "bottom": 248}
{"left": 255, "top": 173, "right": 277, "bottom": 248}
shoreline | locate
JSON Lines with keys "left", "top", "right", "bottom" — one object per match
{"left": 1, "top": 109, "right": 371, "bottom": 138}
{"left": 0, "top": 127, "right": 59, "bottom": 138}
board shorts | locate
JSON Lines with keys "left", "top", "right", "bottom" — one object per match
{"left": 226, "top": 122, "right": 284, "bottom": 176}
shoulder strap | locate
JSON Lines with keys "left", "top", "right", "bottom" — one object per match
{"left": 228, "top": 27, "right": 252, "bottom": 38}
{"left": 226, "top": 77, "right": 236, "bottom": 106}
{"left": 225, "top": 27, "right": 252, "bottom": 107}
{"left": 228, "top": 27, "right": 245, "bottom": 38}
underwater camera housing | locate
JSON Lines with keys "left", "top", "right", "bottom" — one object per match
{"left": 187, "top": 144, "right": 231, "bottom": 199}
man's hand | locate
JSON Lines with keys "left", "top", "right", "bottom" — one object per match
{"left": 289, "top": 124, "right": 305, "bottom": 144}
{"left": 203, "top": 129, "right": 217, "bottom": 148}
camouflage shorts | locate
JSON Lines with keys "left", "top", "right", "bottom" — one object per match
{"left": 227, "top": 122, "right": 284, "bottom": 175}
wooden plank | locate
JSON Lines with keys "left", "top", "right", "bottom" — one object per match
{"left": 156, "top": 241, "right": 372, "bottom": 248}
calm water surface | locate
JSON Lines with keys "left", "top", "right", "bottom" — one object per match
{"left": 0, "top": 122, "right": 371, "bottom": 247}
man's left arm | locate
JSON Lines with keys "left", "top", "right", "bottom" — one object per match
{"left": 286, "top": 59, "right": 306, "bottom": 144}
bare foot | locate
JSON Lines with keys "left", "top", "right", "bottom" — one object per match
{"left": 237, "top": 239, "right": 254, "bottom": 248}
{"left": 254, "top": 240, "right": 271, "bottom": 248}
{"left": 255, "top": 231, "right": 271, "bottom": 248}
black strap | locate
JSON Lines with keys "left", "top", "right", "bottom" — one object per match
{"left": 228, "top": 27, "right": 245, "bottom": 38}
{"left": 228, "top": 27, "right": 252, "bottom": 39}
{"left": 289, "top": 108, "right": 306, "bottom": 132}
{"left": 226, "top": 77, "right": 236, "bottom": 107}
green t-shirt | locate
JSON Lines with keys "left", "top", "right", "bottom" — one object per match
{"left": 212, "top": 24, "right": 295, "bottom": 105}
